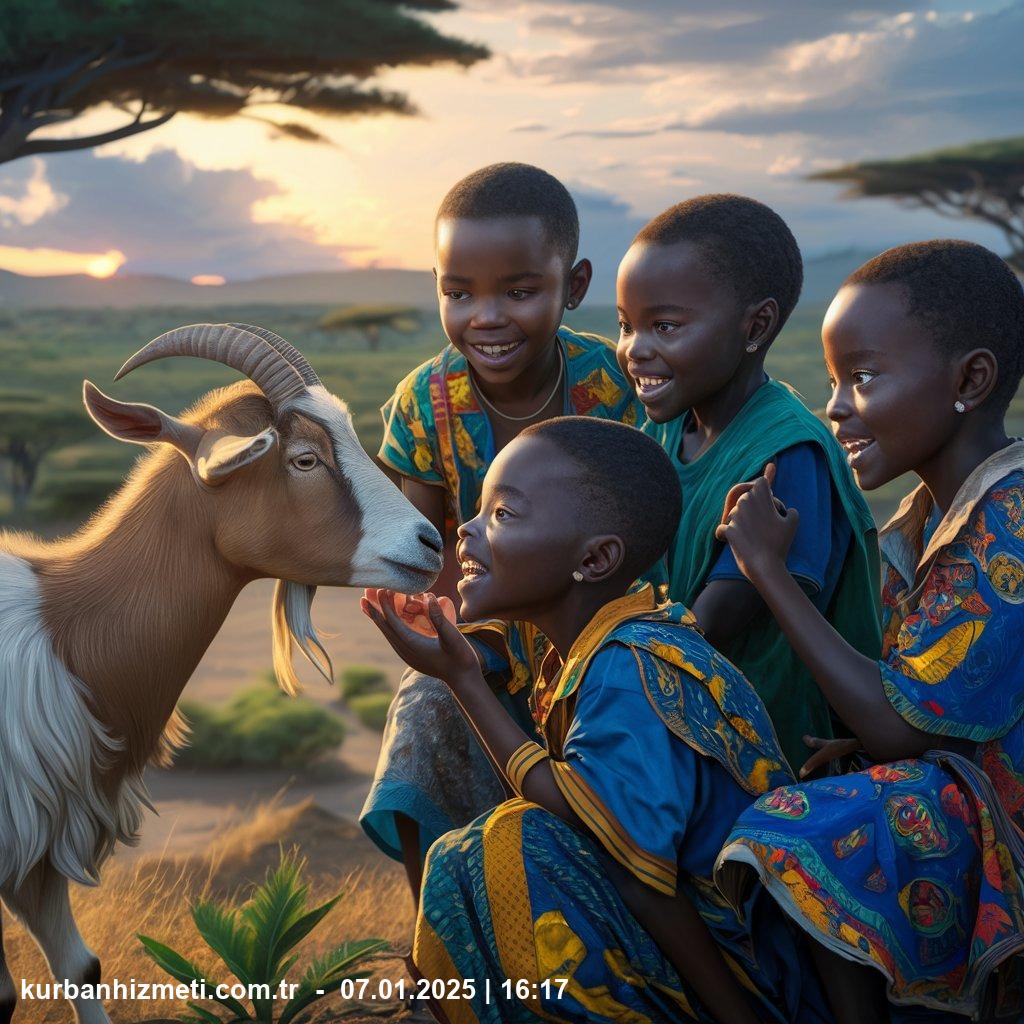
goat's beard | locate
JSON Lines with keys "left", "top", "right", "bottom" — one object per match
{"left": 271, "top": 581, "right": 334, "bottom": 694}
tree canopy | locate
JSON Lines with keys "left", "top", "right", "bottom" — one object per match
{"left": 0, "top": 0, "right": 488, "bottom": 164}
{"left": 810, "top": 136, "right": 1024, "bottom": 272}
{"left": 319, "top": 303, "right": 421, "bottom": 350}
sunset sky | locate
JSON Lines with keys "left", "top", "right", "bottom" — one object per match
{"left": 0, "top": 0, "right": 1019, "bottom": 299}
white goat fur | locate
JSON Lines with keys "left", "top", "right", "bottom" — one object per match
{"left": 0, "top": 552, "right": 149, "bottom": 890}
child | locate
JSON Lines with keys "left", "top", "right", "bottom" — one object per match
{"left": 715, "top": 241, "right": 1024, "bottom": 1023}
{"left": 362, "top": 418, "right": 828, "bottom": 1024}
{"left": 616, "top": 194, "right": 882, "bottom": 772}
{"left": 359, "top": 163, "right": 644, "bottom": 896}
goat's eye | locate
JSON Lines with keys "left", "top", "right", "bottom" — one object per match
{"left": 291, "top": 453, "right": 318, "bottom": 471}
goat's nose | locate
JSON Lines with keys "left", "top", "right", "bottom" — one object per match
{"left": 419, "top": 525, "right": 443, "bottom": 555}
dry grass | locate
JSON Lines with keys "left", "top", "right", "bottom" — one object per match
{"left": 4, "top": 797, "right": 418, "bottom": 1024}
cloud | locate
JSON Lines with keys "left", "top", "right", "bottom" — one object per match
{"left": 0, "top": 149, "right": 353, "bottom": 279}
{"left": 690, "top": 5, "right": 1024, "bottom": 142}
{"left": 0, "top": 159, "right": 68, "bottom": 226}
{"left": 480, "top": 0, "right": 933, "bottom": 80}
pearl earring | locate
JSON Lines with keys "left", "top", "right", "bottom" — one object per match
{"left": 745, "top": 343, "right": 758, "bottom": 353}
{"left": 572, "top": 570, "right": 584, "bottom": 582}
{"left": 954, "top": 401, "right": 966, "bottom": 413}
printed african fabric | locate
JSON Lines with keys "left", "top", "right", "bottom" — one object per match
{"left": 378, "top": 326, "right": 643, "bottom": 536}
{"left": 716, "top": 444, "right": 1024, "bottom": 1019}
{"left": 413, "top": 586, "right": 831, "bottom": 1023}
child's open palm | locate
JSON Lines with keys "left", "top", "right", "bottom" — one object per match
{"left": 360, "top": 588, "right": 480, "bottom": 685}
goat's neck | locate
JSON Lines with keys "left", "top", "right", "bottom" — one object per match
{"left": 33, "top": 452, "right": 253, "bottom": 773}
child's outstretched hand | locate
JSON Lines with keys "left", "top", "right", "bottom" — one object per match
{"left": 361, "top": 588, "right": 480, "bottom": 687}
{"left": 714, "top": 463, "right": 799, "bottom": 583}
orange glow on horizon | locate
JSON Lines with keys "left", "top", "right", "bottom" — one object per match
{"left": 191, "top": 274, "right": 226, "bottom": 286}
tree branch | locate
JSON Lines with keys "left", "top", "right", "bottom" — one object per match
{"left": 15, "top": 109, "right": 175, "bottom": 158}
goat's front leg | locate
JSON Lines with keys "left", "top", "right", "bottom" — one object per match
{"left": 0, "top": 901, "right": 15, "bottom": 1024}
{"left": 3, "top": 864, "right": 108, "bottom": 1024}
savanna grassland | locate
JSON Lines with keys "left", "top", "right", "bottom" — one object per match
{"left": 4, "top": 299, "right": 998, "bottom": 528}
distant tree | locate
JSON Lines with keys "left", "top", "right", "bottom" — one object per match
{"left": 0, "top": 0, "right": 487, "bottom": 165}
{"left": 318, "top": 303, "right": 421, "bottom": 351}
{"left": 811, "top": 136, "right": 1024, "bottom": 273}
{"left": 0, "top": 395, "right": 92, "bottom": 514}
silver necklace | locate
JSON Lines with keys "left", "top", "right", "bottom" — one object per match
{"left": 471, "top": 344, "right": 565, "bottom": 422}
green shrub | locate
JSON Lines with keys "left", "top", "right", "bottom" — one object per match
{"left": 349, "top": 692, "right": 392, "bottom": 732}
{"left": 140, "top": 848, "right": 387, "bottom": 1024}
{"left": 177, "top": 685, "right": 344, "bottom": 769}
{"left": 339, "top": 665, "right": 387, "bottom": 699}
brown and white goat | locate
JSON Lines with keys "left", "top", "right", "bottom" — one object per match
{"left": 0, "top": 324, "right": 442, "bottom": 1024}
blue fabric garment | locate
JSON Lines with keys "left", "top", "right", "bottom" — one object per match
{"left": 716, "top": 450, "right": 1024, "bottom": 1019}
{"left": 708, "top": 442, "right": 852, "bottom": 611}
{"left": 563, "top": 643, "right": 756, "bottom": 882}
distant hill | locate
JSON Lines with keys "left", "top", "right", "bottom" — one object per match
{"left": 0, "top": 267, "right": 438, "bottom": 309}
{"left": 0, "top": 250, "right": 876, "bottom": 310}
{"left": 800, "top": 247, "right": 878, "bottom": 303}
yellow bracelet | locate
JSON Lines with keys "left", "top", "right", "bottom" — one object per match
{"left": 506, "top": 740, "right": 550, "bottom": 796}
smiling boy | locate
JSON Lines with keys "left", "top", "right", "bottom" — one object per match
{"left": 616, "top": 195, "right": 882, "bottom": 773}
{"left": 360, "top": 163, "right": 644, "bottom": 898}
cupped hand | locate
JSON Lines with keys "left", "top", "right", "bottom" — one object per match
{"left": 799, "top": 735, "right": 863, "bottom": 779}
{"left": 714, "top": 463, "right": 799, "bottom": 583}
{"left": 361, "top": 588, "right": 480, "bottom": 687}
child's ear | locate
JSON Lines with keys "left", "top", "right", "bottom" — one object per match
{"left": 745, "top": 297, "right": 780, "bottom": 351}
{"left": 956, "top": 348, "right": 1000, "bottom": 412}
{"left": 565, "top": 258, "right": 593, "bottom": 311}
{"left": 579, "top": 534, "right": 625, "bottom": 582}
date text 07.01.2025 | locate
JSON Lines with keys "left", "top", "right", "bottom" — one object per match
{"left": 334, "top": 977, "right": 570, "bottom": 1002}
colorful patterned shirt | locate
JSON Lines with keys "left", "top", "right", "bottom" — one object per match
{"left": 878, "top": 442, "right": 1024, "bottom": 827}
{"left": 378, "top": 327, "right": 643, "bottom": 536}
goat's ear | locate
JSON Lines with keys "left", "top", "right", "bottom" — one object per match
{"left": 83, "top": 381, "right": 203, "bottom": 459}
{"left": 196, "top": 428, "right": 277, "bottom": 485}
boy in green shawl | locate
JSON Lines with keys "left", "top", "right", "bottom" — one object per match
{"left": 616, "top": 194, "right": 880, "bottom": 772}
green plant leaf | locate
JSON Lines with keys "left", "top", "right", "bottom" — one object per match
{"left": 136, "top": 935, "right": 250, "bottom": 1020}
{"left": 278, "top": 941, "right": 389, "bottom": 1024}
{"left": 274, "top": 893, "right": 343, "bottom": 960}
{"left": 241, "top": 849, "right": 311, "bottom": 985}
{"left": 193, "top": 900, "right": 257, "bottom": 988}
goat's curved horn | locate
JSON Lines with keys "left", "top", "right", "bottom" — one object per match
{"left": 228, "top": 323, "right": 322, "bottom": 388}
{"left": 114, "top": 323, "right": 308, "bottom": 407}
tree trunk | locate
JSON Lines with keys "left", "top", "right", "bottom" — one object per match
{"left": 7, "top": 441, "right": 39, "bottom": 514}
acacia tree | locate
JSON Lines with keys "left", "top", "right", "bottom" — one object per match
{"left": 0, "top": 0, "right": 487, "bottom": 164}
{"left": 811, "top": 137, "right": 1024, "bottom": 273}
{"left": 0, "top": 395, "right": 93, "bottom": 514}
{"left": 319, "top": 303, "right": 421, "bottom": 351}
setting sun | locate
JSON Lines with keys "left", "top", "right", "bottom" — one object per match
{"left": 85, "top": 250, "right": 125, "bottom": 278}
{"left": 191, "top": 273, "right": 226, "bottom": 286}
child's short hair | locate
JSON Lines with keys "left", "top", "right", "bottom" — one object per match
{"left": 436, "top": 162, "right": 579, "bottom": 266}
{"left": 846, "top": 240, "right": 1024, "bottom": 410}
{"left": 521, "top": 417, "right": 681, "bottom": 581}
{"left": 635, "top": 194, "right": 803, "bottom": 333}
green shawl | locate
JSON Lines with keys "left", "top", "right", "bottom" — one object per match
{"left": 646, "top": 379, "right": 882, "bottom": 772}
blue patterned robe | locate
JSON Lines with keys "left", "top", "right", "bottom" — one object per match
{"left": 716, "top": 444, "right": 1024, "bottom": 1020}
{"left": 414, "top": 587, "right": 830, "bottom": 1023}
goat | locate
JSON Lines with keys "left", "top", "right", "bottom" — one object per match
{"left": 0, "top": 324, "right": 443, "bottom": 1024}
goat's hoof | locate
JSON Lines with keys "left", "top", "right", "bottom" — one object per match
{"left": 82, "top": 955, "right": 101, "bottom": 988}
